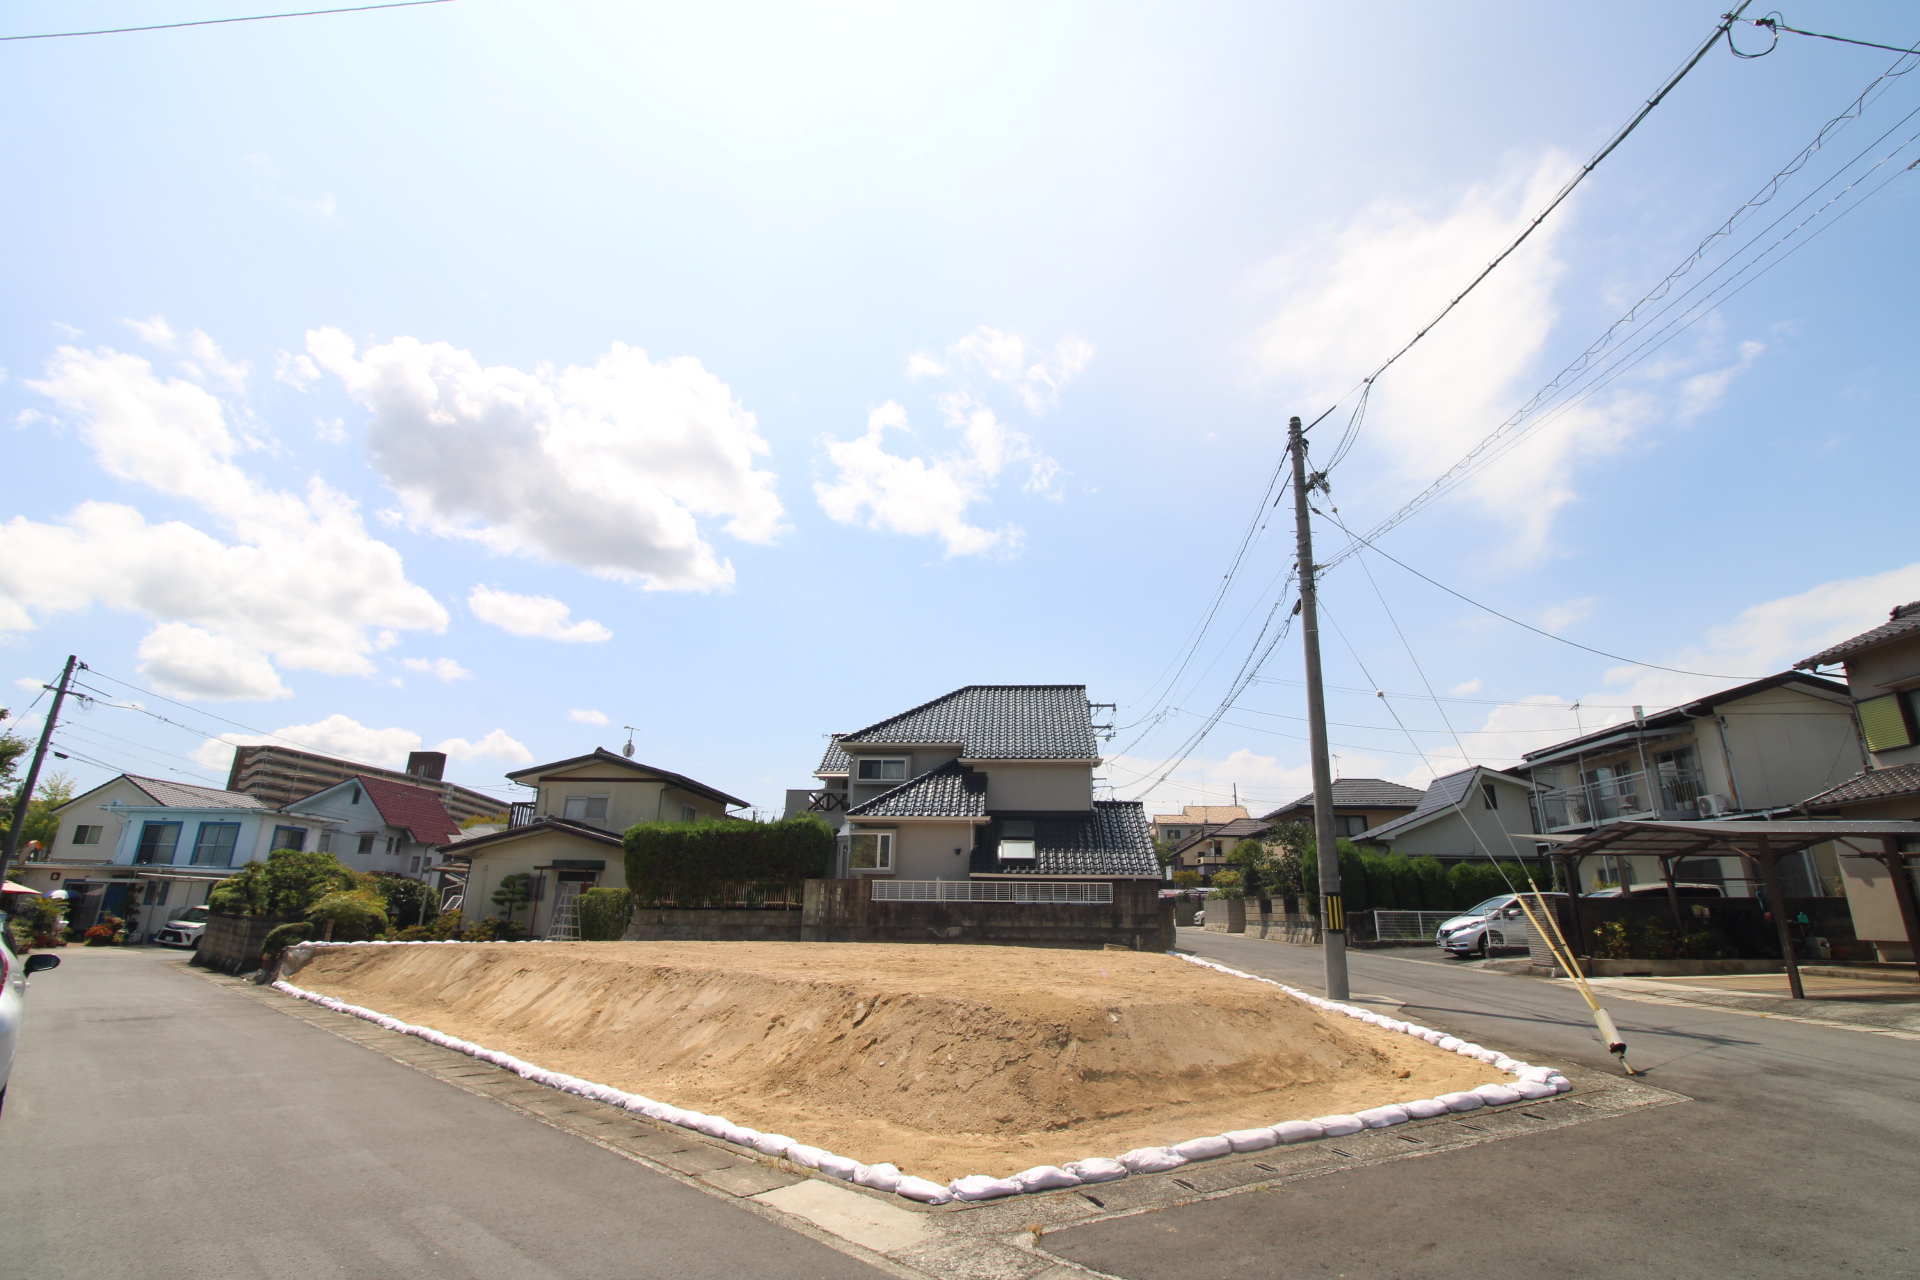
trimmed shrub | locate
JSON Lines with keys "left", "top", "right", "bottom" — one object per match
{"left": 261, "top": 921, "right": 314, "bottom": 961}
{"left": 210, "top": 848, "right": 355, "bottom": 917}
{"left": 1206, "top": 870, "right": 1245, "bottom": 900}
{"left": 575, "top": 887, "right": 634, "bottom": 941}
{"left": 390, "top": 913, "right": 464, "bottom": 942}
{"left": 373, "top": 874, "right": 438, "bottom": 929}
{"left": 624, "top": 816, "right": 833, "bottom": 908}
{"left": 7, "top": 916, "right": 35, "bottom": 953}
{"left": 84, "top": 924, "right": 117, "bottom": 946}
{"left": 307, "top": 889, "right": 388, "bottom": 941}
{"left": 461, "top": 916, "right": 528, "bottom": 942}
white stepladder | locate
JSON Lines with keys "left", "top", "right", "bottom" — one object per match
{"left": 547, "top": 882, "right": 583, "bottom": 941}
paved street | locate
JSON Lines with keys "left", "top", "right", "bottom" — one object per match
{"left": 0, "top": 947, "right": 889, "bottom": 1280}
{"left": 1042, "top": 929, "right": 1920, "bottom": 1280}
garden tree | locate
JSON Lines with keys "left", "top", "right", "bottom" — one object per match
{"left": 574, "top": 887, "right": 634, "bottom": 941}
{"left": 1207, "top": 869, "right": 1245, "bottom": 898}
{"left": 372, "top": 873, "right": 437, "bottom": 929}
{"left": 1151, "top": 836, "right": 1180, "bottom": 869}
{"left": 208, "top": 848, "right": 355, "bottom": 916}
{"left": 1171, "top": 870, "right": 1201, "bottom": 890}
{"left": 14, "top": 771, "right": 74, "bottom": 851}
{"left": 1223, "top": 838, "right": 1280, "bottom": 902}
{"left": 307, "top": 889, "right": 388, "bottom": 941}
{"left": 490, "top": 872, "right": 534, "bottom": 926}
{"left": 0, "top": 729, "right": 32, "bottom": 836}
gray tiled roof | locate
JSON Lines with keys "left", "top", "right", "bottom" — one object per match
{"left": 1263, "top": 778, "right": 1425, "bottom": 820}
{"left": 816, "top": 736, "right": 851, "bottom": 776}
{"left": 839, "top": 686, "right": 1098, "bottom": 760}
{"left": 845, "top": 761, "right": 988, "bottom": 819}
{"left": 1359, "top": 766, "right": 1530, "bottom": 842}
{"left": 1799, "top": 602, "right": 1920, "bottom": 669}
{"left": 1799, "top": 762, "right": 1920, "bottom": 810}
{"left": 970, "top": 802, "right": 1158, "bottom": 877}
{"left": 1172, "top": 817, "right": 1272, "bottom": 854}
{"left": 126, "top": 775, "right": 273, "bottom": 810}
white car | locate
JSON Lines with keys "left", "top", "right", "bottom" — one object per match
{"left": 153, "top": 904, "right": 212, "bottom": 949}
{"left": 1436, "top": 893, "right": 1565, "bottom": 958}
{"left": 1, "top": 925, "right": 61, "bottom": 1116}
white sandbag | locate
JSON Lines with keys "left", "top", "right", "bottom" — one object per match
{"left": 683, "top": 1113, "right": 729, "bottom": 1137}
{"left": 1270, "top": 1120, "right": 1325, "bottom": 1144}
{"left": 1064, "top": 1158, "right": 1129, "bottom": 1183}
{"left": 786, "top": 1144, "right": 827, "bottom": 1169}
{"left": 815, "top": 1152, "right": 861, "bottom": 1181}
{"left": 1435, "top": 1036, "right": 1465, "bottom": 1052}
{"left": 717, "top": 1123, "right": 761, "bottom": 1147}
{"left": 1511, "top": 1080, "right": 1559, "bottom": 1100}
{"left": 895, "top": 1176, "right": 954, "bottom": 1204}
{"left": 1224, "top": 1128, "right": 1279, "bottom": 1152}
{"left": 1311, "top": 1114, "right": 1364, "bottom": 1137}
{"left": 1355, "top": 1105, "right": 1411, "bottom": 1128}
{"left": 1171, "top": 1135, "right": 1232, "bottom": 1162}
{"left": 1547, "top": 1075, "right": 1573, "bottom": 1093}
{"left": 1402, "top": 1098, "right": 1451, "bottom": 1119}
{"left": 1118, "top": 1147, "right": 1188, "bottom": 1174}
{"left": 752, "top": 1133, "right": 796, "bottom": 1158}
{"left": 653, "top": 1106, "right": 693, "bottom": 1127}
{"left": 1494, "top": 1056, "right": 1521, "bottom": 1073}
{"left": 1433, "top": 1091, "right": 1484, "bottom": 1112}
{"left": 854, "top": 1163, "right": 904, "bottom": 1193}
{"left": 950, "top": 1174, "right": 1024, "bottom": 1201}
{"left": 1470, "top": 1083, "right": 1523, "bottom": 1106}
{"left": 1511, "top": 1065, "right": 1555, "bottom": 1083}
{"left": 1401, "top": 1025, "right": 1433, "bottom": 1039}
{"left": 1013, "top": 1165, "right": 1081, "bottom": 1192}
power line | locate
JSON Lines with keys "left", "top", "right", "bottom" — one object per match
{"left": 1731, "top": 15, "right": 1920, "bottom": 59}
{"left": 0, "top": 0, "right": 455, "bottom": 42}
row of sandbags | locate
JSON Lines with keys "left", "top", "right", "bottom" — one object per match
{"left": 276, "top": 943, "right": 1570, "bottom": 1205}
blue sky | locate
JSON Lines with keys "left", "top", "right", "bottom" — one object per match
{"left": 3, "top": 1, "right": 1917, "bottom": 818}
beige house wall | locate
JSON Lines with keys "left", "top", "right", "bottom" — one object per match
{"left": 1842, "top": 641, "right": 1920, "bottom": 769}
{"left": 459, "top": 829, "right": 624, "bottom": 938}
{"left": 979, "top": 762, "right": 1092, "bottom": 812}
{"left": 1715, "top": 687, "right": 1862, "bottom": 809}
{"left": 531, "top": 765, "right": 729, "bottom": 831}
{"left": 44, "top": 777, "right": 152, "bottom": 867}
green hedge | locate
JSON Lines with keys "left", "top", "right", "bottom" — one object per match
{"left": 576, "top": 887, "right": 634, "bottom": 940}
{"left": 1296, "top": 840, "right": 1554, "bottom": 914}
{"left": 623, "top": 817, "right": 833, "bottom": 908}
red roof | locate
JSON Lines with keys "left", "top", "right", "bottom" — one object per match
{"left": 356, "top": 775, "right": 461, "bottom": 845}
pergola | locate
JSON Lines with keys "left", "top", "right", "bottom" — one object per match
{"left": 1541, "top": 819, "right": 1920, "bottom": 998}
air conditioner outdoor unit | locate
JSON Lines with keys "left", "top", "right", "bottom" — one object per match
{"left": 1695, "top": 794, "right": 1733, "bottom": 818}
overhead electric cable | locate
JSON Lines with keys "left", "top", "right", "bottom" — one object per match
{"left": 0, "top": 0, "right": 454, "bottom": 42}
{"left": 1732, "top": 14, "right": 1920, "bottom": 59}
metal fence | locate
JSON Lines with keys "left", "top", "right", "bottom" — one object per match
{"left": 869, "top": 880, "right": 1114, "bottom": 904}
{"left": 1364, "top": 909, "right": 1459, "bottom": 943}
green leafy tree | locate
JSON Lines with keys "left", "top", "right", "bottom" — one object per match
{"left": 491, "top": 872, "right": 534, "bottom": 926}
{"left": 1207, "top": 869, "right": 1245, "bottom": 899}
{"left": 208, "top": 848, "right": 354, "bottom": 916}
{"left": 372, "top": 873, "right": 438, "bottom": 929}
{"left": 1224, "top": 838, "right": 1280, "bottom": 902}
{"left": 307, "top": 889, "right": 388, "bottom": 941}
{"left": 0, "top": 729, "right": 35, "bottom": 839}
{"left": 13, "top": 771, "right": 75, "bottom": 853}
{"left": 1171, "top": 870, "right": 1201, "bottom": 891}
{"left": 575, "top": 887, "right": 634, "bottom": 941}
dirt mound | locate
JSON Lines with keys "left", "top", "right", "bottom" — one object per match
{"left": 290, "top": 941, "right": 1505, "bottom": 1180}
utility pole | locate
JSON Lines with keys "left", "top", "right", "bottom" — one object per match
{"left": 1288, "top": 418, "right": 1348, "bottom": 1000}
{"left": 1, "top": 654, "right": 81, "bottom": 889}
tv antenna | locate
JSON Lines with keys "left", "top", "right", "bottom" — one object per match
{"left": 621, "top": 725, "right": 639, "bottom": 758}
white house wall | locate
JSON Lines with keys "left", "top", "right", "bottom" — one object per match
{"left": 460, "top": 831, "right": 622, "bottom": 937}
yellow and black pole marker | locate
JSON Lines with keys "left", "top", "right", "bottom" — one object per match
{"left": 1322, "top": 893, "right": 1345, "bottom": 933}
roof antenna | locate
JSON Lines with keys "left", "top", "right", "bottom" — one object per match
{"left": 621, "top": 725, "right": 639, "bottom": 759}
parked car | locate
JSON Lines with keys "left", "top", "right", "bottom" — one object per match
{"left": 1, "top": 924, "right": 61, "bottom": 1116}
{"left": 153, "top": 904, "right": 212, "bottom": 949}
{"left": 1436, "top": 893, "right": 1566, "bottom": 958}
{"left": 1584, "top": 883, "right": 1725, "bottom": 899}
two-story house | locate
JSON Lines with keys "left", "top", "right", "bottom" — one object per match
{"left": 802, "top": 685, "right": 1157, "bottom": 889}
{"left": 21, "top": 774, "right": 339, "bottom": 936}
{"left": 440, "top": 748, "right": 749, "bottom": 938}
{"left": 1796, "top": 602, "right": 1920, "bottom": 962}
{"left": 1517, "top": 671, "right": 1863, "bottom": 894}
{"left": 1167, "top": 816, "right": 1270, "bottom": 881}
{"left": 286, "top": 775, "right": 461, "bottom": 879}
{"left": 1354, "top": 766, "right": 1541, "bottom": 863}
{"left": 1262, "top": 778, "right": 1426, "bottom": 840}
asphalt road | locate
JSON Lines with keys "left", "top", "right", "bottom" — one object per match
{"left": 1043, "top": 929, "right": 1920, "bottom": 1280}
{"left": 0, "top": 947, "right": 888, "bottom": 1280}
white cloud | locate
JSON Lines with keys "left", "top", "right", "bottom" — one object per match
{"left": 1539, "top": 598, "right": 1596, "bottom": 635}
{"left": 468, "top": 585, "right": 613, "bottom": 643}
{"left": 14, "top": 677, "right": 43, "bottom": 692}
{"left": 434, "top": 729, "right": 533, "bottom": 764}
{"left": 1448, "top": 679, "right": 1484, "bottom": 697}
{"left": 126, "top": 316, "right": 176, "bottom": 348}
{"left": 568, "top": 708, "right": 609, "bottom": 725}
{"left": 276, "top": 351, "right": 322, "bottom": 390}
{"left": 127, "top": 316, "right": 250, "bottom": 392}
{"left": 191, "top": 714, "right": 423, "bottom": 772}
{"left": 139, "top": 623, "right": 291, "bottom": 701}
{"left": 1, "top": 345, "right": 448, "bottom": 698}
{"left": 814, "top": 402, "right": 1028, "bottom": 557}
{"left": 1675, "top": 339, "right": 1764, "bottom": 425}
{"left": 308, "top": 330, "right": 783, "bottom": 592}
{"left": 914, "top": 327, "right": 1095, "bottom": 416}
{"left": 401, "top": 657, "right": 473, "bottom": 681}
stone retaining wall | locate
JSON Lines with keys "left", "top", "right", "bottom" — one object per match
{"left": 192, "top": 913, "right": 294, "bottom": 975}
{"left": 622, "top": 908, "right": 802, "bottom": 942}
{"left": 801, "top": 879, "right": 1173, "bottom": 951}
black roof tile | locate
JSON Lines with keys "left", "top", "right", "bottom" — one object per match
{"left": 968, "top": 801, "right": 1158, "bottom": 877}
{"left": 845, "top": 760, "right": 988, "bottom": 819}
{"left": 839, "top": 685, "right": 1098, "bottom": 760}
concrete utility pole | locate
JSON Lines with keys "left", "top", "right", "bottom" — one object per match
{"left": 1, "top": 654, "right": 81, "bottom": 889}
{"left": 1287, "top": 417, "right": 1348, "bottom": 1000}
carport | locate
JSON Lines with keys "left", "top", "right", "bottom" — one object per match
{"left": 1544, "top": 819, "right": 1920, "bottom": 998}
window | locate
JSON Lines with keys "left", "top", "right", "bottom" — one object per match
{"left": 191, "top": 823, "right": 240, "bottom": 867}
{"left": 135, "top": 822, "right": 182, "bottom": 865}
{"left": 72, "top": 824, "right": 103, "bottom": 846}
{"left": 271, "top": 825, "right": 306, "bottom": 851}
{"left": 847, "top": 830, "right": 894, "bottom": 871}
{"left": 1000, "top": 818, "right": 1036, "bottom": 860}
{"left": 1859, "top": 694, "right": 1916, "bottom": 753}
{"left": 856, "top": 758, "right": 909, "bottom": 783}
{"left": 1481, "top": 783, "right": 1499, "bottom": 810}
{"left": 350, "top": 785, "right": 361, "bottom": 805}
{"left": 999, "top": 840, "right": 1036, "bottom": 860}
{"left": 356, "top": 834, "right": 376, "bottom": 856}
{"left": 680, "top": 803, "right": 698, "bottom": 823}
{"left": 1334, "top": 815, "right": 1368, "bottom": 837}
{"left": 562, "top": 796, "right": 610, "bottom": 824}
{"left": 385, "top": 836, "right": 398, "bottom": 854}
{"left": 408, "top": 855, "right": 422, "bottom": 874}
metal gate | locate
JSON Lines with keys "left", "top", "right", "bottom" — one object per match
{"left": 1367, "top": 909, "right": 1460, "bottom": 943}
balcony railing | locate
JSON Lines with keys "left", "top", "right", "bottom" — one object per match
{"left": 1535, "top": 768, "right": 1706, "bottom": 831}
{"left": 509, "top": 802, "right": 538, "bottom": 828}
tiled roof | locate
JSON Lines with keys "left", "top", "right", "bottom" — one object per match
{"left": 125, "top": 776, "right": 273, "bottom": 810}
{"left": 505, "top": 748, "right": 750, "bottom": 809}
{"left": 970, "top": 802, "right": 1158, "bottom": 877}
{"left": 1172, "top": 817, "right": 1271, "bottom": 853}
{"left": 838, "top": 686, "right": 1098, "bottom": 760}
{"left": 1798, "top": 763, "right": 1920, "bottom": 810}
{"left": 845, "top": 761, "right": 989, "bottom": 819}
{"left": 816, "top": 736, "right": 851, "bottom": 776}
{"left": 1359, "top": 766, "right": 1530, "bottom": 842}
{"left": 1152, "top": 805, "right": 1249, "bottom": 825}
{"left": 434, "top": 816, "right": 623, "bottom": 855}
{"left": 356, "top": 776, "right": 461, "bottom": 845}
{"left": 1263, "top": 778, "right": 1426, "bottom": 820}
{"left": 1798, "top": 602, "right": 1920, "bottom": 669}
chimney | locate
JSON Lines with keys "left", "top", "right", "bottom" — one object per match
{"left": 406, "top": 751, "right": 447, "bottom": 781}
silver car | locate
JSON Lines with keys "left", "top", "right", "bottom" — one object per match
{"left": 1436, "top": 893, "right": 1563, "bottom": 958}
{"left": 1, "top": 924, "right": 61, "bottom": 1116}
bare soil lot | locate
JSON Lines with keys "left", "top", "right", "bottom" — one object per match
{"left": 289, "top": 941, "right": 1506, "bottom": 1181}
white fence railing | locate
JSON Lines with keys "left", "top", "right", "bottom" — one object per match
{"left": 870, "top": 880, "right": 1114, "bottom": 904}
{"left": 1367, "top": 909, "right": 1459, "bottom": 943}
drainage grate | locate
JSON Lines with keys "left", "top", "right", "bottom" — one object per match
{"left": 1328, "top": 1148, "right": 1355, "bottom": 1158}
{"left": 1171, "top": 1178, "right": 1196, "bottom": 1191}
{"left": 1454, "top": 1123, "right": 1487, "bottom": 1133}
{"left": 1520, "top": 1112, "right": 1548, "bottom": 1121}
{"left": 1078, "top": 1192, "right": 1105, "bottom": 1208}
{"left": 1252, "top": 1163, "right": 1278, "bottom": 1172}
{"left": 1396, "top": 1135, "right": 1425, "bottom": 1144}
